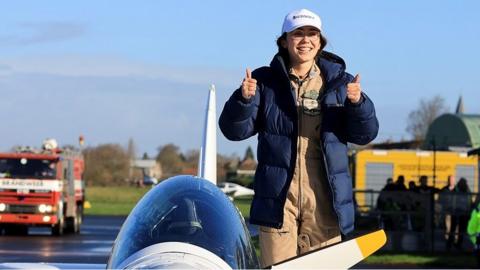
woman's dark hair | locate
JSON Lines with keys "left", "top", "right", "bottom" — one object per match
{"left": 276, "top": 31, "right": 327, "bottom": 65}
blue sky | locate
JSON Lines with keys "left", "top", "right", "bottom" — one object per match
{"left": 0, "top": 1, "right": 479, "bottom": 157}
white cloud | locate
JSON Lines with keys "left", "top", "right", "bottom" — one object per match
{"left": 0, "top": 22, "right": 85, "bottom": 46}
{"left": 1, "top": 54, "right": 241, "bottom": 87}
{"left": 0, "top": 64, "right": 12, "bottom": 76}
{"left": 0, "top": 57, "right": 246, "bottom": 156}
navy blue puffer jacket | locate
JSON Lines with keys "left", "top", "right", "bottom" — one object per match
{"left": 219, "top": 51, "right": 379, "bottom": 234}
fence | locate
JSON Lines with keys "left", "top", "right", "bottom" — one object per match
{"left": 354, "top": 189, "right": 479, "bottom": 252}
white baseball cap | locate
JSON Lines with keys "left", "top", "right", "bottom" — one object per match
{"left": 281, "top": 9, "right": 322, "bottom": 34}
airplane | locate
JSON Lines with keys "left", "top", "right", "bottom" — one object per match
{"left": 218, "top": 182, "right": 255, "bottom": 198}
{"left": 0, "top": 85, "right": 386, "bottom": 269}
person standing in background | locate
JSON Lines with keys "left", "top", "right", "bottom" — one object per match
{"left": 439, "top": 175, "right": 456, "bottom": 243}
{"left": 467, "top": 195, "right": 480, "bottom": 267}
{"left": 393, "top": 175, "right": 407, "bottom": 191}
{"left": 447, "top": 178, "right": 471, "bottom": 250}
{"left": 219, "top": 8, "right": 378, "bottom": 267}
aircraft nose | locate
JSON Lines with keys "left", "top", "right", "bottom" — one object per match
{"left": 117, "top": 244, "right": 232, "bottom": 270}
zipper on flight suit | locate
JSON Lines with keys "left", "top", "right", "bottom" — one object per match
{"left": 295, "top": 77, "right": 304, "bottom": 223}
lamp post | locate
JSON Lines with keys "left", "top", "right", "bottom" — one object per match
{"left": 432, "top": 136, "right": 436, "bottom": 188}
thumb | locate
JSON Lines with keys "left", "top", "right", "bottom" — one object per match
{"left": 352, "top": 74, "right": 360, "bottom": 83}
{"left": 246, "top": 68, "right": 252, "bottom": 79}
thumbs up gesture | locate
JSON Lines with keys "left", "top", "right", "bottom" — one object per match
{"left": 347, "top": 74, "right": 362, "bottom": 104}
{"left": 241, "top": 68, "right": 257, "bottom": 100}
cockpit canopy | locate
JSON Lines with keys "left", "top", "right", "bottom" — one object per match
{"left": 107, "top": 175, "right": 258, "bottom": 269}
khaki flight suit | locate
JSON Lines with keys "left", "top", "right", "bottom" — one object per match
{"left": 259, "top": 63, "right": 341, "bottom": 267}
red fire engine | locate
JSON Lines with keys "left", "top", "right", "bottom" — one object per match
{"left": 0, "top": 139, "right": 84, "bottom": 235}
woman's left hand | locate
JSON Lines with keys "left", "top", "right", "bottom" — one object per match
{"left": 347, "top": 74, "right": 362, "bottom": 104}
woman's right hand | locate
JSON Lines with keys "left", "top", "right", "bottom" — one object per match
{"left": 241, "top": 68, "right": 257, "bottom": 99}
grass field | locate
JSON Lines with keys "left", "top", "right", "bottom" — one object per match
{"left": 84, "top": 186, "right": 252, "bottom": 217}
{"left": 84, "top": 186, "right": 477, "bottom": 268}
{"left": 232, "top": 196, "right": 252, "bottom": 218}
{"left": 362, "top": 252, "right": 477, "bottom": 268}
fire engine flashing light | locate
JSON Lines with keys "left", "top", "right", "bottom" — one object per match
{"left": 79, "top": 135, "right": 84, "bottom": 146}
{"left": 0, "top": 203, "right": 6, "bottom": 212}
{"left": 42, "top": 138, "right": 58, "bottom": 150}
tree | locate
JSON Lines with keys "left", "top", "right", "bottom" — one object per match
{"left": 183, "top": 149, "right": 199, "bottom": 169}
{"left": 156, "top": 144, "right": 184, "bottom": 176}
{"left": 243, "top": 146, "right": 255, "bottom": 161}
{"left": 83, "top": 144, "right": 130, "bottom": 186}
{"left": 406, "top": 95, "right": 449, "bottom": 140}
{"left": 126, "top": 137, "right": 136, "bottom": 180}
{"left": 126, "top": 137, "right": 136, "bottom": 160}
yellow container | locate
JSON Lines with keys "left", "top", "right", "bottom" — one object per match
{"left": 353, "top": 149, "right": 479, "bottom": 209}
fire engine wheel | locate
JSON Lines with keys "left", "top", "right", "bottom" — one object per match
{"left": 76, "top": 206, "right": 82, "bottom": 233}
{"left": 52, "top": 218, "right": 64, "bottom": 236}
{"left": 65, "top": 208, "right": 82, "bottom": 234}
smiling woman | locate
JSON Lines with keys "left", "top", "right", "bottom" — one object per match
{"left": 219, "top": 8, "right": 379, "bottom": 267}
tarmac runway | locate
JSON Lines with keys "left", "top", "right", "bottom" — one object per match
{"left": 0, "top": 215, "right": 259, "bottom": 266}
{"left": 4, "top": 216, "right": 473, "bottom": 269}
{"left": 0, "top": 216, "right": 125, "bottom": 265}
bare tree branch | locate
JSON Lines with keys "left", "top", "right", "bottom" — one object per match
{"left": 406, "top": 95, "right": 449, "bottom": 140}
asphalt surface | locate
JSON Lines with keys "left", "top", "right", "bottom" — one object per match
{"left": 3, "top": 216, "right": 469, "bottom": 269}
{"left": 0, "top": 215, "right": 125, "bottom": 265}
{"left": 0, "top": 215, "right": 259, "bottom": 266}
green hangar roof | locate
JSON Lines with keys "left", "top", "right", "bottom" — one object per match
{"left": 424, "top": 113, "right": 480, "bottom": 150}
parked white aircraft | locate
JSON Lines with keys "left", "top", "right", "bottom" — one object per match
{"left": 218, "top": 182, "right": 255, "bottom": 198}
{"left": 0, "top": 85, "right": 386, "bottom": 269}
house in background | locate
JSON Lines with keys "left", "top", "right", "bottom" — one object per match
{"left": 131, "top": 159, "right": 162, "bottom": 185}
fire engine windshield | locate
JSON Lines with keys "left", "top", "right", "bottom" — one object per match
{"left": 0, "top": 158, "right": 57, "bottom": 179}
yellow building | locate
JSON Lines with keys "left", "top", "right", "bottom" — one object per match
{"left": 353, "top": 149, "right": 479, "bottom": 208}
